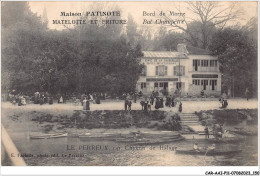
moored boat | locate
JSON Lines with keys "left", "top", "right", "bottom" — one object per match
{"left": 78, "top": 133, "right": 121, "bottom": 141}
{"left": 206, "top": 136, "right": 244, "bottom": 143}
{"left": 30, "top": 133, "right": 67, "bottom": 139}
{"left": 230, "top": 129, "right": 257, "bottom": 136}
{"left": 175, "top": 148, "right": 242, "bottom": 156}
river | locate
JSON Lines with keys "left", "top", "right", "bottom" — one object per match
{"left": 4, "top": 131, "right": 258, "bottom": 166}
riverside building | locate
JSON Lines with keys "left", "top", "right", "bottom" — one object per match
{"left": 136, "top": 44, "right": 221, "bottom": 96}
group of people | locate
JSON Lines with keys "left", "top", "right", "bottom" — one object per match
{"left": 152, "top": 91, "right": 182, "bottom": 112}
{"left": 34, "top": 92, "right": 54, "bottom": 105}
{"left": 122, "top": 90, "right": 183, "bottom": 112}
{"left": 8, "top": 90, "right": 106, "bottom": 110}
{"left": 193, "top": 143, "right": 215, "bottom": 152}
{"left": 219, "top": 93, "right": 228, "bottom": 108}
{"left": 10, "top": 94, "right": 27, "bottom": 106}
{"left": 213, "top": 123, "right": 224, "bottom": 140}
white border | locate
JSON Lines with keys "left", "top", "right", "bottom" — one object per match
{"left": 1, "top": 0, "right": 259, "bottom": 175}
{"left": 1, "top": 166, "right": 260, "bottom": 175}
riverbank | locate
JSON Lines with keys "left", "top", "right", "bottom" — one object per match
{"left": 2, "top": 103, "right": 257, "bottom": 136}
{"left": 2, "top": 104, "right": 258, "bottom": 166}
{"left": 1, "top": 106, "right": 182, "bottom": 136}
{"left": 196, "top": 109, "right": 258, "bottom": 135}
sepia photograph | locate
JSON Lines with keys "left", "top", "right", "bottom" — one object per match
{"left": 1, "top": 0, "right": 258, "bottom": 172}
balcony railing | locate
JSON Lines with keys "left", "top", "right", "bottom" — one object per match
{"left": 192, "top": 66, "right": 219, "bottom": 72}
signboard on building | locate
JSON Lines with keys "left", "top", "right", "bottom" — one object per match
{"left": 146, "top": 78, "right": 178, "bottom": 82}
{"left": 142, "top": 58, "right": 179, "bottom": 65}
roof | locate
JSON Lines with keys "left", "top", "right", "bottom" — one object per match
{"left": 142, "top": 51, "right": 188, "bottom": 59}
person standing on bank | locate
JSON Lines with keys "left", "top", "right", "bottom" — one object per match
{"left": 204, "top": 126, "right": 209, "bottom": 138}
{"left": 83, "top": 97, "right": 90, "bottom": 110}
{"left": 150, "top": 94, "right": 154, "bottom": 105}
{"left": 96, "top": 94, "right": 101, "bottom": 104}
{"left": 179, "top": 102, "right": 182, "bottom": 112}
{"left": 245, "top": 88, "right": 250, "bottom": 101}
{"left": 143, "top": 99, "right": 148, "bottom": 113}
{"left": 155, "top": 97, "right": 160, "bottom": 109}
{"left": 59, "top": 95, "right": 63, "bottom": 104}
{"left": 124, "top": 98, "right": 129, "bottom": 111}
{"left": 128, "top": 100, "right": 132, "bottom": 111}
{"left": 133, "top": 93, "right": 137, "bottom": 103}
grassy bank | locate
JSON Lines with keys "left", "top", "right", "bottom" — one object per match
{"left": 28, "top": 110, "right": 182, "bottom": 132}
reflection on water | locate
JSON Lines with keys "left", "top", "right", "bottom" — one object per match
{"left": 6, "top": 132, "right": 258, "bottom": 166}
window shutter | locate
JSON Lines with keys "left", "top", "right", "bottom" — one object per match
{"left": 164, "top": 66, "right": 167, "bottom": 76}
{"left": 156, "top": 66, "right": 158, "bottom": 75}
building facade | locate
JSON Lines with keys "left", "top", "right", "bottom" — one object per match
{"left": 136, "top": 45, "right": 221, "bottom": 96}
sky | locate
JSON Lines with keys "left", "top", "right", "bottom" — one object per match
{"left": 29, "top": 1, "right": 258, "bottom": 30}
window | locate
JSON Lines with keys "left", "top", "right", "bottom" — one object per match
{"left": 210, "top": 60, "right": 218, "bottom": 67}
{"left": 192, "top": 79, "right": 200, "bottom": 85}
{"left": 193, "top": 60, "right": 200, "bottom": 66}
{"left": 141, "top": 82, "right": 146, "bottom": 89}
{"left": 201, "top": 80, "right": 208, "bottom": 85}
{"left": 193, "top": 59, "right": 200, "bottom": 71}
{"left": 154, "top": 82, "right": 158, "bottom": 87}
{"left": 156, "top": 65, "right": 167, "bottom": 76}
{"left": 201, "top": 60, "right": 209, "bottom": 67}
{"left": 210, "top": 60, "right": 214, "bottom": 67}
{"left": 210, "top": 80, "right": 217, "bottom": 90}
{"left": 209, "top": 80, "right": 217, "bottom": 86}
{"left": 159, "top": 82, "right": 164, "bottom": 87}
{"left": 174, "top": 66, "right": 185, "bottom": 76}
{"left": 140, "top": 65, "right": 147, "bottom": 76}
{"left": 176, "top": 82, "right": 182, "bottom": 89}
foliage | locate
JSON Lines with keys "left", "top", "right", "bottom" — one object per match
{"left": 2, "top": 2, "right": 143, "bottom": 95}
{"left": 209, "top": 28, "right": 257, "bottom": 96}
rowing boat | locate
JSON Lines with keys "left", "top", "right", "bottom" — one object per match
{"left": 116, "top": 136, "right": 185, "bottom": 144}
{"left": 230, "top": 129, "right": 257, "bottom": 136}
{"left": 78, "top": 133, "right": 121, "bottom": 141}
{"left": 206, "top": 136, "right": 244, "bottom": 143}
{"left": 30, "top": 133, "right": 68, "bottom": 139}
{"left": 175, "top": 148, "right": 242, "bottom": 156}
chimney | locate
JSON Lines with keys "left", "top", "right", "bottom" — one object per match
{"left": 177, "top": 44, "right": 189, "bottom": 55}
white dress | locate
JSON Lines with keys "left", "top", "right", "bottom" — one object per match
{"left": 59, "top": 96, "right": 63, "bottom": 103}
{"left": 21, "top": 97, "right": 26, "bottom": 105}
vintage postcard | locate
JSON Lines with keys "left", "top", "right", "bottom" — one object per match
{"left": 1, "top": 1, "right": 259, "bottom": 173}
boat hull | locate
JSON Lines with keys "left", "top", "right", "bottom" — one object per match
{"left": 176, "top": 149, "right": 242, "bottom": 156}
{"left": 30, "top": 133, "right": 67, "bottom": 139}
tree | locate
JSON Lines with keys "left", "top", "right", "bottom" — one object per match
{"left": 126, "top": 14, "right": 138, "bottom": 46}
{"left": 2, "top": 2, "right": 144, "bottom": 96}
{"left": 209, "top": 28, "right": 257, "bottom": 97}
{"left": 162, "top": 2, "right": 242, "bottom": 48}
{"left": 2, "top": 2, "right": 48, "bottom": 94}
{"left": 159, "top": 32, "right": 185, "bottom": 51}
{"left": 136, "top": 26, "right": 153, "bottom": 50}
